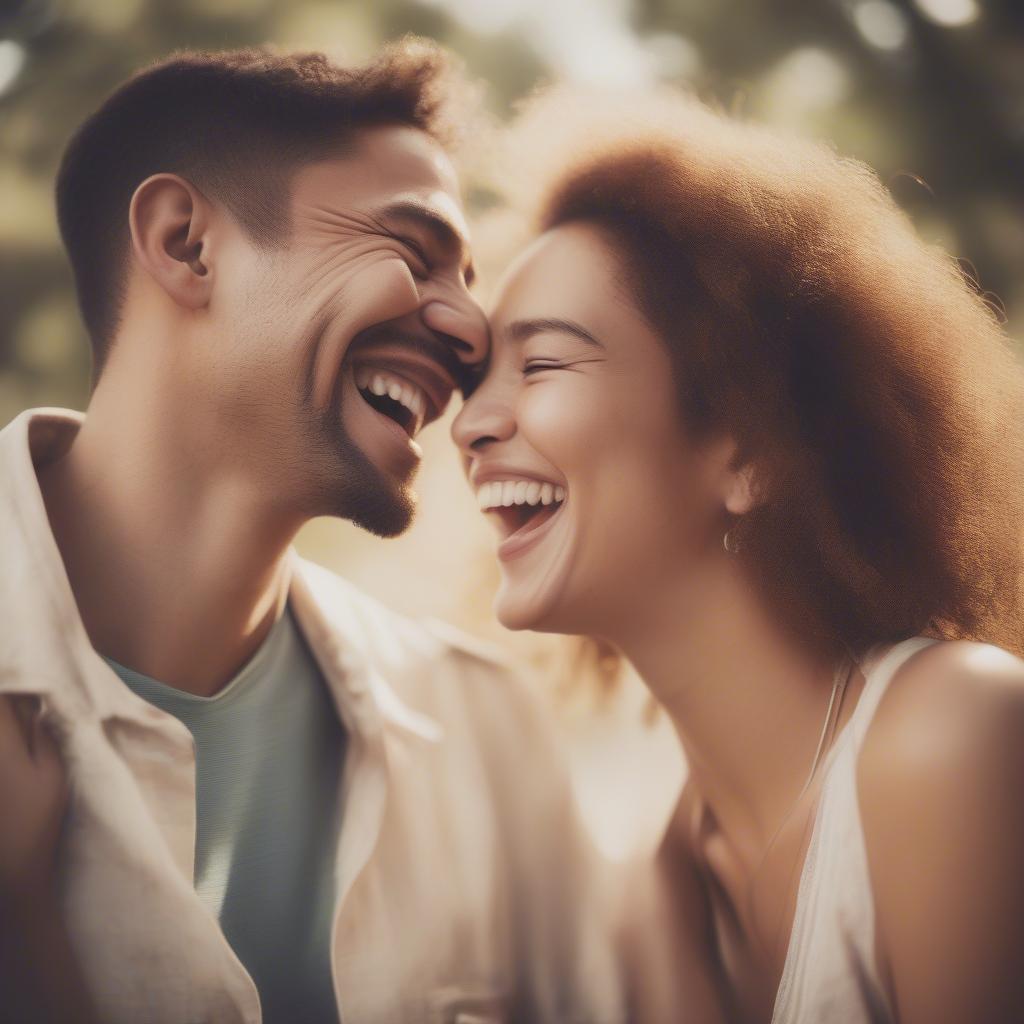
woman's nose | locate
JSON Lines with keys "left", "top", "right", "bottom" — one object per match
{"left": 451, "top": 377, "right": 516, "bottom": 456}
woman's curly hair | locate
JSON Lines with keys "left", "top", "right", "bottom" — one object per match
{"left": 497, "top": 86, "right": 1024, "bottom": 660}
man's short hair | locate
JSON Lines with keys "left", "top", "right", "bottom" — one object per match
{"left": 55, "top": 39, "right": 468, "bottom": 375}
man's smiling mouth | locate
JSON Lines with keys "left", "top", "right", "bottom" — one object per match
{"left": 355, "top": 367, "right": 428, "bottom": 438}
{"left": 348, "top": 342, "right": 457, "bottom": 444}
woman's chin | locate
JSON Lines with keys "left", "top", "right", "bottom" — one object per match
{"left": 493, "top": 509, "right": 582, "bottom": 632}
{"left": 494, "top": 575, "right": 588, "bottom": 635}
{"left": 493, "top": 571, "right": 574, "bottom": 633}
{"left": 494, "top": 585, "right": 551, "bottom": 632}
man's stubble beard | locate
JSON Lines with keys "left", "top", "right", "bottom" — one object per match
{"left": 237, "top": 260, "right": 415, "bottom": 538}
{"left": 304, "top": 391, "right": 417, "bottom": 539}
{"left": 278, "top": 292, "right": 417, "bottom": 538}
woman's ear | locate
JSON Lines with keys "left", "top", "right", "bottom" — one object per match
{"left": 724, "top": 460, "right": 759, "bottom": 516}
{"left": 128, "top": 173, "right": 213, "bottom": 311}
{"left": 714, "top": 438, "right": 763, "bottom": 516}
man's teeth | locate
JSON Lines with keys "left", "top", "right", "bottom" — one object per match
{"left": 355, "top": 367, "right": 426, "bottom": 420}
{"left": 477, "top": 480, "right": 566, "bottom": 511}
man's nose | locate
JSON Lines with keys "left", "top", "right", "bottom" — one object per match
{"left": 421, "top": 294, "right": 490, "bottom": 367}
{"left": 451, "top": 376, "right": 516, "bottom": 457}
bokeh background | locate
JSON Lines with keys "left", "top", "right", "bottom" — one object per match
{"left": 2, "top": 0, "right": 1022, "bottom": 858}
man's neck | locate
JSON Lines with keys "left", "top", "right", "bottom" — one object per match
{"left": 37, "top": 388, "right": 300, "bottom": 697}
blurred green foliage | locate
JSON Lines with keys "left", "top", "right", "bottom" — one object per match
{"left": 0, "top": 0, "right": 1021, "bottom": 424}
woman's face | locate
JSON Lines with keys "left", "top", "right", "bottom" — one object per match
{"left": 452, "top": 222, "right": 735, "bottom": 636}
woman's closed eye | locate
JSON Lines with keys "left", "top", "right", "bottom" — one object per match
{"left": 523, "top": 359, "right": 567, "bottom": 375}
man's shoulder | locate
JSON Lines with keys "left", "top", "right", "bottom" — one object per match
{"left": 293, "top": 555, "right": 558, "bottom": 753}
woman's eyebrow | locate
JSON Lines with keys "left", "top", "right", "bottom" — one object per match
{"left": 504, "top": 317, "right": 605, "bottom": 348}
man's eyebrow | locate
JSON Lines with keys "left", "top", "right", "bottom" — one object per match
{"left": 376, "top": 200, "right": 476, "bottom": 286}
{"left": 504, "top": 318, "right": 605, "bottom": 348}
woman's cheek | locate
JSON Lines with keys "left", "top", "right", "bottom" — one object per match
{"left": 517, "top": 381, "right": 605, "bottom": 468}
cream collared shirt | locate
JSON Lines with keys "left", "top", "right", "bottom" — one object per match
{"left": 0, "top": 409, "right": 626, "bottom": 1024}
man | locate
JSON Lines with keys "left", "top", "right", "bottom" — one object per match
{"left": 0, "top": 42, "right": 623, "bottom": 1023}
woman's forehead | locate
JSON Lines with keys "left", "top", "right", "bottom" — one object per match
{"left": 488, "top": 224, "right": 620, "bottom": 324}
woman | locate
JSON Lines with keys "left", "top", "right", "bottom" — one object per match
{"left": 452, "top": 87, "right": 1024, "bottom": 1023}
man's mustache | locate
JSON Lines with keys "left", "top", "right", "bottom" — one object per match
{"left": 348, "top": 323, "right": 479, "bottom": 396}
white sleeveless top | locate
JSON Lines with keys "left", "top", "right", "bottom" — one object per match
{"left": 771, "top": 636, "right": 938, "bottom": 1024}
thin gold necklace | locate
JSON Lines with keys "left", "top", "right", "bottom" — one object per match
{"left": 745, "top": 656, "right": 854, "bottom": 957}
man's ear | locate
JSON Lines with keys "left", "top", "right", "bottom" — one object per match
{"left": 128, "top": 173, "right": 214, "bottom": 310}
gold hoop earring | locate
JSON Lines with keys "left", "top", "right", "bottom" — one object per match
{"left": 723, "top": 528, "right": 739, "bottom": 554}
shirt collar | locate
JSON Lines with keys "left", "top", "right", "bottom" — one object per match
{"left": 287, "top": 554, "right": 444, "bottom": 744}
{"left": 0, "top": 407, "right": 441, "bottom": 745}
{"left": 0, "top": 408, "right": 160, "bottom": 726}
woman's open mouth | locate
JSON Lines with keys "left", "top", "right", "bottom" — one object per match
{"left": 476, "top": 478, "right": 566, "bottom": 561}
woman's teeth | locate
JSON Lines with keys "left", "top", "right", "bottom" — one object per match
{"left": 477, "top": 480, "right": 566, "bottom": 511}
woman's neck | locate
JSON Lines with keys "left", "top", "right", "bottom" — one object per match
{"left": 616, "top": 558, "right": 848, "bottom": 859}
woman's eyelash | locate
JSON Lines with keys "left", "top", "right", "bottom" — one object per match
{"left": 523, "top": 360, "right": 565, "bottom": 375}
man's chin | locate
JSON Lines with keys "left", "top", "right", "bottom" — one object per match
{"left": 345, "top": 484, "right": 416, "bottom": 538}
{"left": 317, "top": 453, "right": 417, "bottom": 537}
{"left": 310, "top": 406, "right": 419, "bottom": 536}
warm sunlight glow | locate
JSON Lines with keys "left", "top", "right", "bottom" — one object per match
{"left": 912, "top": 0, "right": 980, "bottom": 28}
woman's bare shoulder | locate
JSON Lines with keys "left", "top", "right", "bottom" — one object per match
{"left": 860, "top": 639, "right": 1024, "bottom": 787}
{"left": 858, "top": 639, "right": 1024, "bottom": 859}
{"left": 857, "top": 640, "right": 1024, "bottom": 1022}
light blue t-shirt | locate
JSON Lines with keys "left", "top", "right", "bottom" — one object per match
{"left": 105, "top": 604, "right": 344, "bottom": 1023}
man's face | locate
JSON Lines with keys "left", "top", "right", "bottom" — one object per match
{"left": 209, "top": 124, "right": 487, "bottom": 536}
